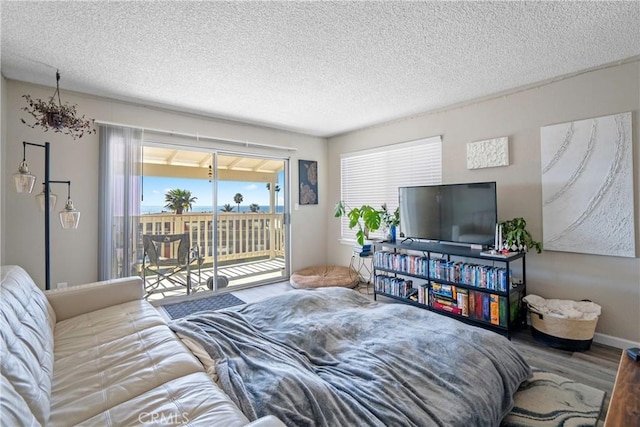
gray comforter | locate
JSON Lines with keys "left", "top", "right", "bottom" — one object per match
{"left": 170, "top": 287, "right": 531, "bottom": 427}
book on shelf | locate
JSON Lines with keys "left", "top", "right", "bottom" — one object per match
{"left": 490, "top": 294, "right": 500, "bottom": 325}
{"left": 417, "top": 285, "right": 428, "bottom": 305}
{"left": 428, "top": 286, "right": 469, "bottom": 317}
{"left": 457, "top": 291, "right": 469, "bottom": 317}
{"left": 432, "top": 300, "right": 463, "bottom": 315}
{"left": 482, "top": 294, "right": 490, "bottom": 321}
{"left": 499, "top": 296, "right": 508, "bottom": 327}
{"left": 431, "top": 283, "right": 455, "bottom": 299}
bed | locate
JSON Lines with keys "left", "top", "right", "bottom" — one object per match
{"left": 170, "top": 287, "right": 531, "bottom": 427}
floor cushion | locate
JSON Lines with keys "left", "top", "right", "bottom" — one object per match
{"left": 290, "top": 265, "right": 359, "bottom": 289}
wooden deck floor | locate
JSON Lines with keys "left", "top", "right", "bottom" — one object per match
{"left": 145, "top": 257, "right": 286, "bottom": 301}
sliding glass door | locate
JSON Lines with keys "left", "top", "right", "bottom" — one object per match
{"left": 139, "top": 144, "right": 289, "bottom": 298}
{"left": 212, "top": 152, "right": 289, "bottom": 291}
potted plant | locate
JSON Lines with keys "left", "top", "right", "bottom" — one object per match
{"left": 500, "top": 217, "right": 542, "bottom": 253}
{"left": 380, "top": 203, "right": 400, "bottom": 243}
{"left": 21, "top": 71, "right": 96, "bottom": 139}
{"left": 334, "top": 201, "right": 382, "bottom": 246}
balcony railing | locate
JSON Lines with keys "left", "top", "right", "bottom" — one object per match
{"left": 138, "top": 212, "right": 285, "bottom": 264}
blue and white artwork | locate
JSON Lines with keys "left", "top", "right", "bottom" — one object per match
{"left": 299, "top": 160, "right": 318, "bottom": 205}
{"left": 540, "top": 112, "right": 634, "bottom": 257}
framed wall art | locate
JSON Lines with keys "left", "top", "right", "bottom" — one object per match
{"left": 299, "top": 159, "right": 318, "bottom": 205}
{"left": 466, "top": 136, "right": 509, "bottom": 169}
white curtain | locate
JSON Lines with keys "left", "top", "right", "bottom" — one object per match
{"left": 98, "top": 125, "right": 143, "bottom": 280}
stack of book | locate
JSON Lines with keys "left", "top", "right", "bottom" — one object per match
{"left": 429, "top": 284, "right": 469, "bottom": 317}
{"left": 353, "top": 243, "right": 372, "bottom": 257}
{"left": 467, "top": 290, "right": 521, "bottom": 327}
{"left": 373, "top": 275, "right": 413, "bottom": 298}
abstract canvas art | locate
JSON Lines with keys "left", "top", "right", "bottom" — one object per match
{"left": 466, "top": 137, "right": 509, "bottom": 169}
{"left": 299, "top": 160, "right": 318, "bottom": 205}
{"left": 540, "top": 112, "right": 634, "bottom": 257}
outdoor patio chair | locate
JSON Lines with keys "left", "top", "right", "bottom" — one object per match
{"left": 142, "top": 233, "right": 202, "bottom": 297}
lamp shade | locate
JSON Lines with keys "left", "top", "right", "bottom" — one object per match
{"left": 59, "top": 199, "right": 80, "bottom": 229}
{"left": 35, "top": 185, "right": 58, "bottom": 212}
{"left": 13, "top": 161, "right": 36, "bottom": 193}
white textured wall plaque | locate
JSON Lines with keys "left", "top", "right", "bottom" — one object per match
{"left": 466, "top": 137, "right": 509, "bottom": 169}
{"left": 540, "top": 112, "right": 634, "bottom": 257}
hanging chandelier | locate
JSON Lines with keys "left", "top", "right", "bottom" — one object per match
{"left": 21, "top": 70, "right": 96, "bottom": 139}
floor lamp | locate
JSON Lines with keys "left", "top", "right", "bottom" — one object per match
{"left": 13, "top": 141, "right": 81, "bottom": 290}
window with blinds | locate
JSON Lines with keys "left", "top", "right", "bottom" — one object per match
{"left": 339, "top": 136, "right": 442, "bottom": 241}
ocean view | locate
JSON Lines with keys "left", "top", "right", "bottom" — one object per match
{"left": 140, "top": 205, "right": 284, "bottom": 214}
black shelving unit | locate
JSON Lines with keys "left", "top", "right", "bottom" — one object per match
{"left": 372, "top": 241, "right": 527, "bottom": 338}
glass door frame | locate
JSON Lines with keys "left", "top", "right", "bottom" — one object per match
{"left": 211, "top": 149, "right": 291, "bottom": 292}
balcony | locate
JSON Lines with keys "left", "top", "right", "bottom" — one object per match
{"left": 138, "top": 211, "right": 285, "bottom": 300}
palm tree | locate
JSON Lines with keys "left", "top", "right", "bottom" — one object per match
{"left": 164, "top": 189, "right": 197, "bottom": 214}
{"left": 249, "top": 203, "right": 260, "bottom": 212}
{"left": 220, "top": 203, "right": 234, "bottom": 212}
{"left": 266, "top": 183, "right": 281, "bottom": 212}
{"left": 233, "top": 193, "right": 244, "bottom": 212}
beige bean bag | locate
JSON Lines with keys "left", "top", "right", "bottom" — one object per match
{"left": 290, "top": 265, "right": 359, "bottom": 289}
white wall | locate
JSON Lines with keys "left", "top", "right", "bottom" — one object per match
{"left": 327, "top": 61, "right": 640, "bottom": 345}
{"left": 2, "top": 79, "right": 328, "bottom": 288}
{"left": 1, "top": 75, "right": 7, "bottom": 265}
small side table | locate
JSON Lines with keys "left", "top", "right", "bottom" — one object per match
{"left": 350, "top": 251, "right": 373, "bottom": 292}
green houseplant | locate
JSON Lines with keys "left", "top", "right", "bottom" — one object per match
{"left": 334, "top": 201, "right": 382, "bottom": 246}
{"left": 380, "top": 203, "right": 400, "bottom": 228}
{"left": 500, "top": 217, "right": 542, "bottom": 253}
{"left": 380, "top": 203, "right": 400, "bottom": 242}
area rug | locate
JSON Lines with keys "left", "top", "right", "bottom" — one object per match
{"left": 162, "top": 294, "right": 245, "bottom": 319}
{"left": 502, "top": 369, "right": 605, "bottom": 427}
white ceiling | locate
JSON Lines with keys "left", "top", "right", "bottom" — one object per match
{"left": 2, "top": 1, "right": 639, "bottom": 138}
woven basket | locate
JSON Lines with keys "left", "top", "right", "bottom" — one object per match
{"left": 529, "top": 310, "right": 598, "bottom": 341}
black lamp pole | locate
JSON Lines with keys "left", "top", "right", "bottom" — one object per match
{"left": 18, "top": 142, "right": 79, "bottom": 290}
{"left": 22, "top": 142, "right": 51, "bottom": 290}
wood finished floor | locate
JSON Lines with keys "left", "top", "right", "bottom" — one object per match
{"left": 186, "top": 281, "right": 622, "bottom": 424}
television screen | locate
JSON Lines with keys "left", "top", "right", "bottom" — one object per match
{"left": 399, "top": 182, "right": 497, "bottom": 246}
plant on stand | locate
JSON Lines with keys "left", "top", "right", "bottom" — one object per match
{"left": 500, "top": 217, "right": 542, "bottom": 253}
{"left": 334, "top": 201, "right": 382, "bottom": 246}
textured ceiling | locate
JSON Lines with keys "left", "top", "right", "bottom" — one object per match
{"left": 2, "top": 1, "right": 639, "bottom": 137}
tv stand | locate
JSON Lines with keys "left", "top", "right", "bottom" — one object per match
{"left": 372, "top": 241, "right": 526, "bottom": 338}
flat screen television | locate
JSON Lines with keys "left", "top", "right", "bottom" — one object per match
{"left": 399, "top": 182, "right": 497, "bottom": 246}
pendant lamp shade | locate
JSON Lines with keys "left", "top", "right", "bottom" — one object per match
{"left": 59, "top": 199, "right": 80, "bottom": 229}
{"left": 36, "top": 185, "right": 58, "bottom": 212}
{"left": 13, "top": 161, "right": 36, "bottom": 193}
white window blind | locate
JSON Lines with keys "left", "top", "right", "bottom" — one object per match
{"left": 339, "top": 136, "right": 442, "bottom": 241}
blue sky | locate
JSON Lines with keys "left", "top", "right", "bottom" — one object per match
{"left": 142, "top": 173, "right": 284, "bottom": 210}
